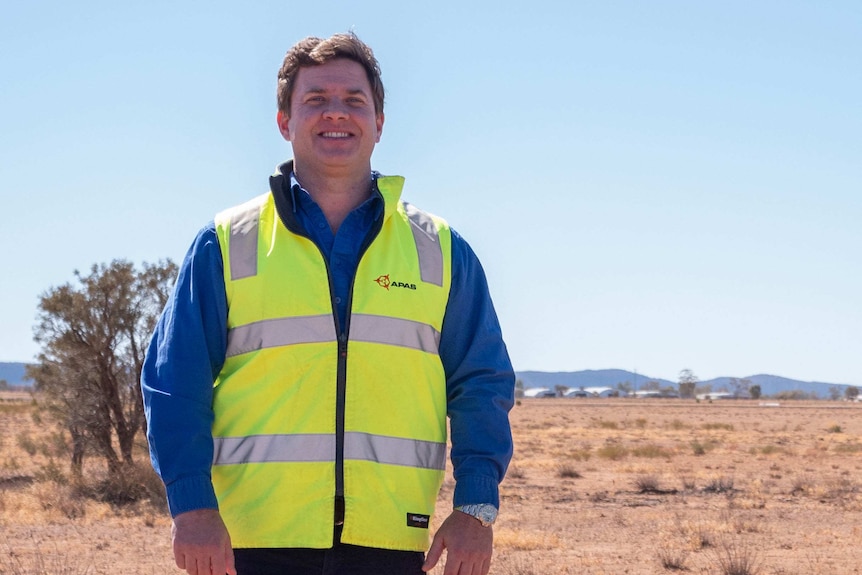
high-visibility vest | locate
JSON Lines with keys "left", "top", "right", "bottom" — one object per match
{"left": 211, "top": 174, "right": 452, "bottom": 551}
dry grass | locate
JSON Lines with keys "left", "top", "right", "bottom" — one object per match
{"left": 4, "top": 393, "right": 862, "bottom": 573}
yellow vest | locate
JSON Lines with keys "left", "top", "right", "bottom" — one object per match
{"left": 212, "top": 174, "right": 452, "bottom": 551}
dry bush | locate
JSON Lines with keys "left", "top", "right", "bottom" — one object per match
{"left": 656, "top": 543, "right": 688, "bottom": 571}
{"left": 702, "top": 476, "right": 735, "bottom": 494}
{"left": 557, "top": 464, "right": 581, "bottom": 479}
{"left": 507, "top": 466, "right": 526, "bottom": 479}
{"left": 709, "top": 539, "right": 762, "bottom": 575}
{"left": 833, "top": 442, "right": 862, "bottom": 453}
{"left": 632, "top": 474, "right": 661, "bottom": 493}
{"left": 596, "top": 444, "right": 628, "bottom": 460}
{"left": 703, "top": 422, "right": 735, "bottom": 431}
{"left": 631, "top": 443, "right": 673, "bottom": 458}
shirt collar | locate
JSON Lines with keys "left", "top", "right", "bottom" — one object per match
{"left": 289, "top": 171, "right": 383, "bottom": 218}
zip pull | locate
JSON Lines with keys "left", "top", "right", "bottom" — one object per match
{"left": 338, "top": 332, "right": 348, "bottom": 359}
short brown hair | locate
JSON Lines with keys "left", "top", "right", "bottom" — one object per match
{"left": 277, "top": 32, "right": 385, "bottom": 115}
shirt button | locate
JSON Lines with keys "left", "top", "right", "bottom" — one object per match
{"left": 317, "top": 222, "right": 326, "bottom": 229}
{"left": 335, "top": 297, "right": 342, "bottom": 304}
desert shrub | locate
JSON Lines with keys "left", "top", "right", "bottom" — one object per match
{"left": 702, "top": 476, "right": 735, "bottom": 494}
{"left": 703, "top": 422, "right": 735, "bottom": 431}
{"left": 79, "top": 462, "right": 167, "bottom": 507}
{"left": 656, "top": 544, "right": 688, "bottom": 571}
{"left": 668, "top": 419, "right": 687, "bottom": 430}
{"left": 16, "top": 432, "right": 38, "bottom": 456}
{"left": 679, "top": 475, "right": 697, "bottom": 491}
{"left": 709, "top": 539, "right": 762, "bottom": 575}
{"left": 34, "top": 458, "right": 68, "bottom": 485}
{"left": 633, "top": 417, "right": 648, "bottom": 429}
{"left": 632, "top": 474, "right": 661, "bottom": 493}
{"left": 690, "top": 439, "right": 719, "bottom": 455}
{"left": 595, "top": 419, "right": 619, "bottom": 430}
{"left": 507, "top": 466, "right": 526, "bottom": 479}
{"left": 596, "top": 444, "right": 628, "bottom": 460}
{"left": 791, "top": 475, "right": 815, "bottom": 495}
{"left": 631, "top": 443, "right": 673, "bottom": 458}
{"left": 749, "top": 444, "right": 786, "bottom": 456}
{"left": 557, "top": 464, "right": 581, "bottom": 479}
{"left": 827, "top": 424, "right": 843, "bottom": 433}
{"left": 569, "top": 448, "right": 592, "bottom": 461}
{"left": 32, "top": 482, "right": 86, "bottom": 519}
{"left": 834, "top": 443, "right": 862, "bottom": 454}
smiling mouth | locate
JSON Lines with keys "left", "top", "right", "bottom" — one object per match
{"left": 320, "top": 131, "right": 351, "bottom": 138}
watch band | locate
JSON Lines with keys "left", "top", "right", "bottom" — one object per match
{"left": 455, "top": 503, "right": 498, "bottom": 527}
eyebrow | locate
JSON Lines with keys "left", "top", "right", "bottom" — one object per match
{"left": 302, "top": 87, "right": 368, "bottom": 97}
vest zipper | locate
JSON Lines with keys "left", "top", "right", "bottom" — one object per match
{"left": 281, "top": 183, "right": 387, "bottom": 527}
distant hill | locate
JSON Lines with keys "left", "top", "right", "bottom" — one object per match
{"left": 700, "top": 374, "right": 849, "bottom": 398}
{"left": 0, "top": 362, "right": 32, "bottom": 387}
{"left": 516, "top": 370, "right": 855, "bottom": 398}
{"left": 517, "top": 370, "right": 675, "bottom": 390}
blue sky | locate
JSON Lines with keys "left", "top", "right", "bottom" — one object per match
{"left": 2, "top": 1, "right": 860, "bottom": 384}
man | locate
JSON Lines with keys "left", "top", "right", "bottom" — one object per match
{"left": 142, "top": 32, "right": 514, "bottom": 575}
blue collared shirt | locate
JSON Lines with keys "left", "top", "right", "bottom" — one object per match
{"left": 142, "top": 172, "right": 515, "bottom": 518}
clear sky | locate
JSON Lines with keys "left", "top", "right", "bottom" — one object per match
{"left": 1, "top": 1, "right": 859, "bottom": 384}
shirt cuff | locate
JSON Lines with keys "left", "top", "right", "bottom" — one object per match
{"left": 453, "top": 474, "right": 500, "bottom": 508}
{"left": 165, "top": 475, "right": 219, "bottom": 518}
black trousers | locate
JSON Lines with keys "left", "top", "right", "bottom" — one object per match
{"left": 233, "top": 526, "right": 425, "bottom": 575}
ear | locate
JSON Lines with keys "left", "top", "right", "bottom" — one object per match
{"left": 276, "top": 110, "right": 291, "bottom": 141}
{"left": 375, "top": 112, "right": 385, "bottom": 143}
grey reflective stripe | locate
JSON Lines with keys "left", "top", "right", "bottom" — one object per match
{"left": 212, "top": 433, "right": 445, "bottom": 470}
{"left": 350, "top": 314, "right": 440, "bottom": 354}
{"left": 213, "top": 434, "right": 335, "bottom": 465}
{"left": 345, "top": 432, "right": 446, "bottom": 470}
{"left": 226, "top": 315, "right": 337, "bottom": 357}
{"left": 403, "top": 202, "right": 443, "bottom": 287}
{"left": 229, "top": 204, "right": 261, "bottom": 280}
{"left": 227, "top": 314, "right": 439, "bottom": 357}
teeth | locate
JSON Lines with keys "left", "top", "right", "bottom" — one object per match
{"left": 322, "top": 132, "right": 350, "bottom": 138}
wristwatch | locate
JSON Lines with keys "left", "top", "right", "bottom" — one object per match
{"left": 455, "top": 504, "right": 498, "bottom": 527}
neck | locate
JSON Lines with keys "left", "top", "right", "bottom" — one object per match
{"left": 294, "top": 166, "right": 373, "bottom": 234}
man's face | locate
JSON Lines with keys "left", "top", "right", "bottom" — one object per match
{"left": 277, "top": 58, "right": 384, "bottom": 177}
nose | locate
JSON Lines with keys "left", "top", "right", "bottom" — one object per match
{"left": 322, "top": 98, "right": 349, "bottom": 120}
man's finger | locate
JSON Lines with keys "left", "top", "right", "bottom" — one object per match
{"left": 422, "top": 534, "right": 444, "bottom": 572}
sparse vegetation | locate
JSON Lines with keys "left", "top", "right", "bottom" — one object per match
{"left": 709, "top": 540, "right": 762, "bottom": 575}
{"left": 4, "top": 395, "right": 862, "bottom": 573}
{"left": 557, "top": 464, "right": 581, "bottom": 479}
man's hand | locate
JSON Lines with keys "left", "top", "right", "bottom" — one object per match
{"left": 422, "top": 510, "right": 493, "bottom": 575}
{"left": 172, "top": 508, "right": 236, "bottom": 575}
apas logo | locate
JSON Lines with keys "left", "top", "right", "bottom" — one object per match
{"left": 374, "top": 274, "right": 416, "bottom": 291}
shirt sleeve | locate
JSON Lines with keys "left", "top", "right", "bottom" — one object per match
{"left": 141, "top": 222, "right": 228, "bottom": 517}
{"left": 440, "top": 229, "right": 515, "bottom": 509}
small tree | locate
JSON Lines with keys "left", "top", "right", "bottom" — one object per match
{"left": 845, "top": 386, "right": 860, "bottom": 401}
{"left": 678, "top": 369, "right": 698, "bottom": 399}
{"left": 730, "top": 378, "right": 752, "bottom": 398}
{"left": 515, "top": 378, "right": 525, "bottom": 399}
{"left": 749, "top": 385, "right": 762, "bottom": 400}
{"left": 554, "top": 385, "right": 569, "bottom": 397}
{"left": 616, "top": 381, "right": 633, "bottom": 395}
{"left": 29, "top": 259, "right": 176, "bottom": 476}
